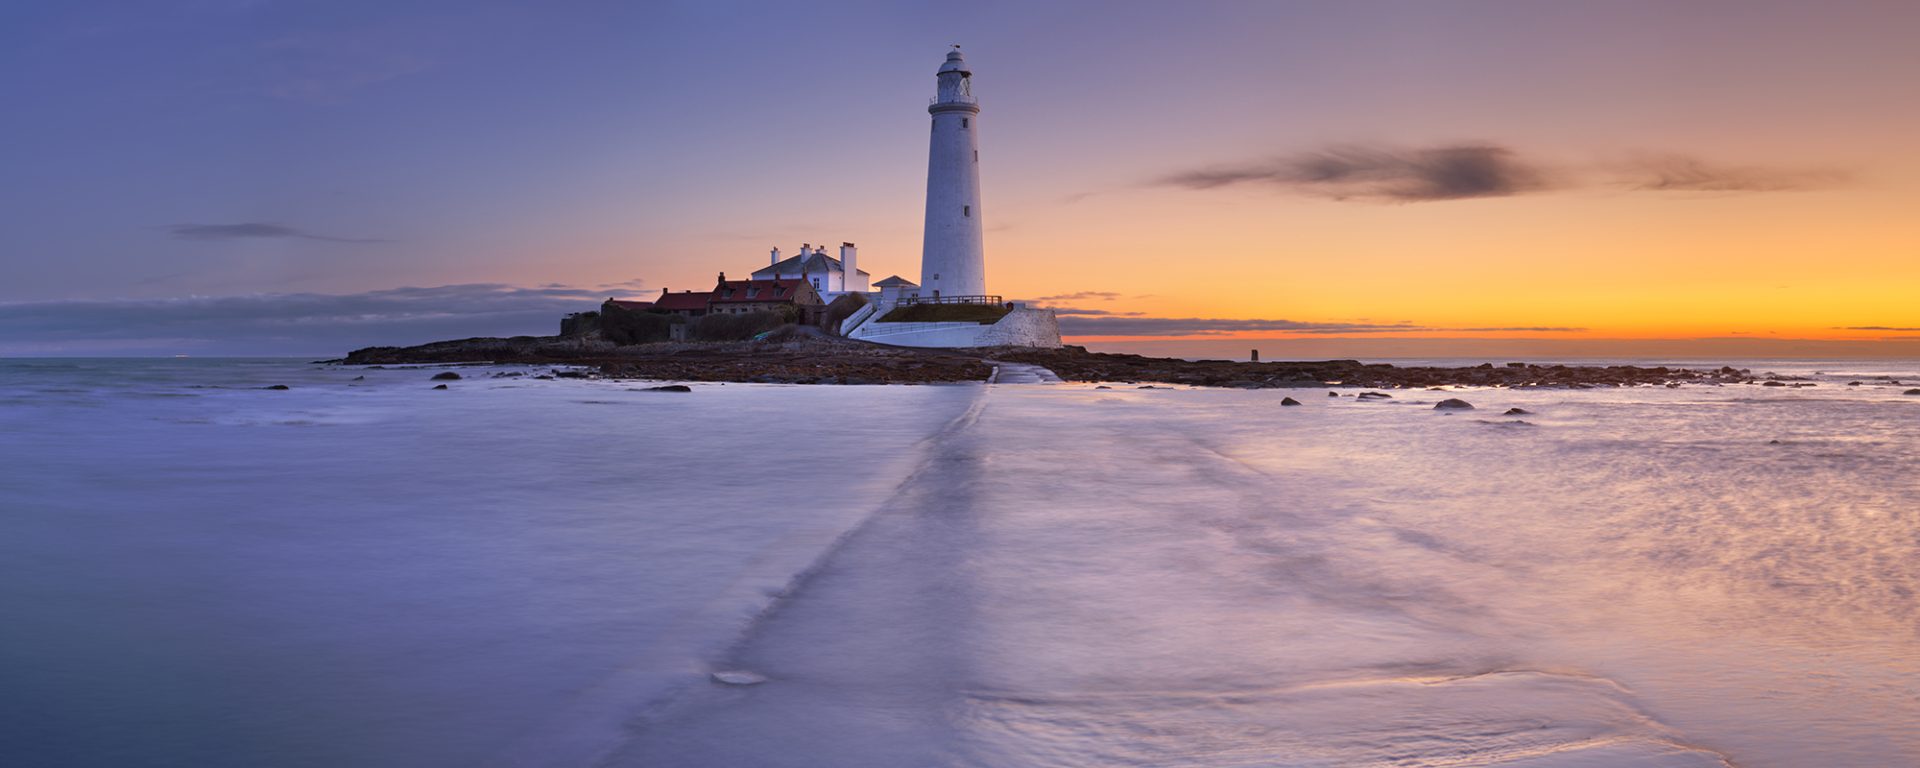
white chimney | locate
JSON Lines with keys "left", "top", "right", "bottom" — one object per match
{"left": 800, "top": 243, "right": 812, "bottom": 257}
{"left": 840, "top": 242, "right": 858, "bottom": 293}
{"left": 770, "top": 246, "right": 780, "bottom": 266}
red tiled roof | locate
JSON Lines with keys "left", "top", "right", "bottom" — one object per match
{"left": 653, "top": 290, "right": 714, "bottom": 311}
{"left": 710, "top": 279, "right": 805, "bottom": 304}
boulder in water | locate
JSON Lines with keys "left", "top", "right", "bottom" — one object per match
{"left": 711, "top": 670, "right": 766, "bottom": 686}
{"left": 1905, "top": 389, "right": 1920, "bottom": 395}
{"left": 644, "top": 384, "right": 692, "bottom": 392}
{"left": 1504, "top": 407, "right": 1531, "bottom": 415}
{"left": 431, "top": 371, "right": 462, "bottom": 381}
{"left": 263, "top": 384, "right": 290, "bottom": 390}
{"left": 1358, "top": 391, "right": 1392, "bottom": 399}
{"left": 1280, "top": 397, "right": 1301, "bottom": 406}
{"left": 1434, "top": 398, "right": 1475, "bottom": 410}
{"left": 432, "top": 384, "right": 449, "bottom": 390}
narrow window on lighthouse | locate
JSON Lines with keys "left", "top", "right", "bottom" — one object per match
{"left": 963, "top": 205, "right": 970, "bottom": 217}
{"left": 961, "top": 118, "right": 968, "bottom": 128}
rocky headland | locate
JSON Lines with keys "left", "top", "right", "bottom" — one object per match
{"left": 337, "top": 331, "right": 1764, "bottom": 388}
{"left": 341, "top": 333, "right": 994, "bottom": 384}
{"left": 987, "top": 348, "right": 1758, "bottom": 389}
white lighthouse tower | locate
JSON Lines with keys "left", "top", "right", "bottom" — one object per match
{"left": 919, "top": 46, "right": 987, "bottom": 299}
{"left": 841, "top": 47, "right": 1060, "bottom": 349}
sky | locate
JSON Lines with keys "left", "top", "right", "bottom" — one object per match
{"left": 3, "top": 0, "right": 1918, "bottom": 357}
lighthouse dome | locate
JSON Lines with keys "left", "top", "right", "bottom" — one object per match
{"left": 938, "top": 48, "right": 969, "bottom": 74}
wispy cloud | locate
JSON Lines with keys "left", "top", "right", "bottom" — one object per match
{"left": 1060, "top": 317, "right": 1418, "bottom": 336}
{"left": 1031, "top": 291, "right": 1123, "bottom": 302}
{"left": 1057, "top": 315, "right": 1584, "bottom": 337}
{"left": 168, "top": 223, "right": 388, "bottom": 243}
{"left": 1045, "top": 307, "right": 1144, "bottom": 317}
{"left": 1835, "top": 325, "right": 1920, "bottom": 332}
{"left": 1618, "top": 154, "right": 1849, "bottom": 192}
{"left": 257, "top": 26, "right": 434, "bottom": 104}
{"left": 1158, "top": 143, "right": 1847, "bottom": 203}
{"left": 0, "top": 284, "right": 607, "bottom": 355}
{"left": 1161, "top": 144, "right": 1551, "bottom": 202}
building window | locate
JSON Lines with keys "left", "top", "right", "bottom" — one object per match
{"left": 973, "top": 150, "right": 978, "bottom": 162}
{"left": 962, "top": 205, "right": 969, "bottom": 217}
{"left": 961, "top": 118, "right": 968, "bottom": 128}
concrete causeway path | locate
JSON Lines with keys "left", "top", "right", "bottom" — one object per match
{"left": 605, "top": 383, "right": 1743, "bottom": 768}
{"left": 985, "top": 361, "right": 1061, "bottom": 384}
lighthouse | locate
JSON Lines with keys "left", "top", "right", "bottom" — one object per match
{"left": 919, "top": 46, "right": 987, "bottom": 299}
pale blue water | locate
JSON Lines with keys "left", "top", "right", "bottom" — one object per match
{"left": 0, "top": 359, "right": 976, "bottom": 767}
{"left": 2, "top": 358, "right": 1917, "bottom": 767}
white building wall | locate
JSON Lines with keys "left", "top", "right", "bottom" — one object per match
{"left": 839, "top": 244, "right": 867, "bottom": 293}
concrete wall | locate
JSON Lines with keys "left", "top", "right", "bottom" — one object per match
{"left": 850, "top": 307, "right": 1059, "bottom": 349}
{"left": 850, "top": 320, "right": 992, "bottom": 348}
{"left": 975, "top": 308, "right": 1062, "bottom": 348}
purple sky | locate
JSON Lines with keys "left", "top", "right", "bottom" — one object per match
{"left": 3, "top": 1, "right": 1916, "bottom": 356}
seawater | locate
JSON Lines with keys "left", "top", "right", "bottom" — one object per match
{"left": 1, "top": 358, "right": 1916, "bottom": 767}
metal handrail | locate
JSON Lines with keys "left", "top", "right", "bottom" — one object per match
{"left": 898, "top": 294, "right": 1004, "bottom": 306}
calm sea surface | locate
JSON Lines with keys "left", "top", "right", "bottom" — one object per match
{"left": 2, "top": 358, "right": 1916, "bottom": 767}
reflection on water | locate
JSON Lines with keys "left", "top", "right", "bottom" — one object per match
{"left": 615, "top": 367, "right": 1918, "bottom": 768}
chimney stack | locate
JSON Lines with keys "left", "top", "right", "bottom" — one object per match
{"left": 840, "top": 242, "right": 857, "bottom": 292}
{"left": 800, "top": 243, "right": 811, "bottom": 257}
{"left": 770, "top": 246, "right": 780, "bottom": 266}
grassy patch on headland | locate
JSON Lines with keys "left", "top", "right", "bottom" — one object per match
{"left": 877, "top": 303, "right": 1010, "bottom": 324}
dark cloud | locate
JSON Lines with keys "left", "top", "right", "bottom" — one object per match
{"left": 1159, "top": 144, "right": 1846, "bottom": 203}
{"left": 168, "top": 223, "right": 388, "bottom": 243}
{"left": 1621, "top": 155, "right": 1849, "bottom": 192}
{"left": 0, "top": 284, "right": 608, "bottom": 356}
{"left": 1161, "top": 144, "right": 1550, "bottom": 202}
{"left": 1057, "top": 315, "right": 1585, "bottom": 337}
{"left": 1836, "top": 326, "right": 1920, "bottom": 332}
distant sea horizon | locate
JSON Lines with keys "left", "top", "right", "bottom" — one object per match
{"left": 7, "top": 342, "right": 1920, "bottom": 366}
